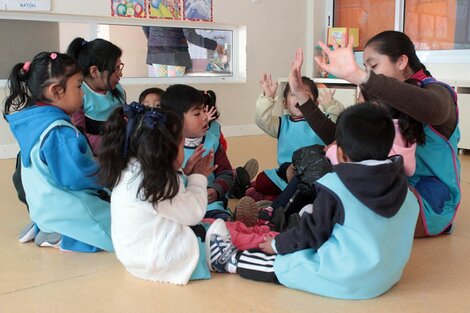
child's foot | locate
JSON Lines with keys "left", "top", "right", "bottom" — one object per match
{"left": 18, "top": 221, "right": 39, "bottom": 243}
{"left": 243, "top": 158, "right": 259, "bottom": 181}
{"left": 234, "top": 196, "right": 259, "bottom": 227}
{"left": 230, "top": 167, "right": 251, "bottom": 199}
{"left": 34, "top": 231, "right": 62, "bottom": 248}
{"left": 205, "top": 219, "right": 238, "bottom": 273}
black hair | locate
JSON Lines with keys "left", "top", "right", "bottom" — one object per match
{"left": 283, "top": 76, "right": 319, "bottom": 102}
{"left": 160, "top": 84, "right": 204, "bottom": 118}
{"left": 98, "top": 105, "right": 183, "bottom": 204}
{"left": 4, "top": 52, "right": 81, "bottom": 114}
{"left": 67, "top": 37, "right": 125, "bottom": 101}
{"left": 335, "top": 102, "right": 395, "bottom": 162}
{"left": 139, "top": 87, "right": 164, "bottom": 103}
{"left": 201, "top": 89, "right": 219, "bottom": 120}
{"left": 365, "top": 30, "right": 432, "bottom": 77}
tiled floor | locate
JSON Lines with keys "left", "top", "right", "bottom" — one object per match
{"left": 1, "top": 135, "right": 469, "bottom": 312}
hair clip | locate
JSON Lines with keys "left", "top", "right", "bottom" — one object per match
{"left": 22, "top": 61, "right": 31, "bottom": 73}
{"left": 50, "top": 53, "right": 57, "bottom": 60}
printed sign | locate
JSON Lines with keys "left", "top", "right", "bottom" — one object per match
{"left": 5, "top": 0, "right": 51, "bottom": 10}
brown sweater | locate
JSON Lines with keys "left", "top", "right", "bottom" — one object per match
{"left": 299, "top": 71, "right": 458, "bottom": 144}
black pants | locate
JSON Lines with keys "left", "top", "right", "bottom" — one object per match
{"left": 12, "top": 152, "right": 28, "bottom": 211}
{"left": 237, "top": 249, "right": 280, "bottom": 284}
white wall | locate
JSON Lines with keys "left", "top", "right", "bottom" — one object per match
{"left": 0, "top": 0, "right": 309, "bottom": 158}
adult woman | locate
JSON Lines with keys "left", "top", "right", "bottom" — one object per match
{"left": 289, "top": 31, "right": 460, "bottom": 237}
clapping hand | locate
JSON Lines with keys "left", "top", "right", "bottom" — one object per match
{"left": 259, "top": 73, "right": 278, "bottom": 98}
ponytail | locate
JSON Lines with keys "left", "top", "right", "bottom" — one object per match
{"left": 4, "top": 63, "right": 31, "bottom": 114}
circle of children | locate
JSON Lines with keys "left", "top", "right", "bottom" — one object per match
{"left": 4, "top": 30, "right": 460, "bottom": 300}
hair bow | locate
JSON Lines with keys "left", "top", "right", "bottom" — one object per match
{"left": 122, "top": 102, "right": 147, "bottom": 157}
{"left": 143, "top": 109, "right": 167, "bottom": 130}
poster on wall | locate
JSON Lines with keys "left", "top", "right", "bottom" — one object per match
{"left": 111, "top": 0, "right": 147, "bottom": 18}
{"left": 148, "top": 0, "right": 182, "bottom": 20}
{"left": 4, "top": 0, "right": 51, "bottom": 10}
{"left": 183, "top": 0, "right": 212, "bottom": 22}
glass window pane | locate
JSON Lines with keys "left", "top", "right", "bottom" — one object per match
{"left": 405, "top": 0, "right": 470, "bottom": 50}
{"left": 334, "top": 0, "right": 396, "bottom": 50}
{"left": 100, "top": 25, "right": 233, "bottom": 78}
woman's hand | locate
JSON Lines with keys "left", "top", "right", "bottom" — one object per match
{"left": 288, "top": 48, "right": 310, "bottom": 106}
{"left": 314, "top": 35, "right": 367, "bottom": 85}
{"left": 259, "top": 73, "right": 278, "bottom": 98}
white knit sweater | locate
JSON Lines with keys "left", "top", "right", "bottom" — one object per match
{"left": 111, "top": 160, "right": 208, "bottom": 285}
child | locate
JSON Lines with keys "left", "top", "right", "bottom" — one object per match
{"left": 4, "top": 52, "right": 113, "bottom": 252}
{"left": 202, "top": 89, "right": 259, "bottom": 198}
{"left": 206, "top": 103, "right": 420, "bottom": 299}
{"left": 67, "top": 37, "right": 126, "bottom": 155}
{"left": 139, "top": 87, "right": 164, "bottom": 108}
{"left": 97, "top": 102, "right": 217, "bottom": 285}
{"left": 161, "top": 84, "right": 235, "bottom": 220}
{"left": 246, "top": 74, "right": 327, "bottom": 201}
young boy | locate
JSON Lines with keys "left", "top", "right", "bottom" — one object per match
{"left": 161, "top": 84, "right": 234, "bottom": 220}
{"left": 205, "top": 103, "right": 420, "bottom": 299}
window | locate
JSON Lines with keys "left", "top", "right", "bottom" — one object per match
{"left": 0, "top": 12, "right": 245, "bottom": 85}
{"left": 331, "top": 0, "right": 470, "bottom": 51}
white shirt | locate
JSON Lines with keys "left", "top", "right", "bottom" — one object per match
{"left": 111, "top": 160, "right": 208, "bottom": 285}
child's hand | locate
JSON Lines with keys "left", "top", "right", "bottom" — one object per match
{"left": 183, "top": 145, "right": 205, "bottom": 175}
{"left": 288, "top": 48, "right": 309, "bottom": 106}
{"left": 207, "top": 188, "right": 218, "bottom": 203}
{"left": 259, "top": 73, "right": 278, "bottom": 98}
{"left": 259, "top": 236, "right": 277, "bottom": 255}
{"left": 205, "top": 105, "right": 218, "bottom": 122}
{"left": 318, "top": 89, "right": 336, "bottom": 107}
{"left": 192, "top": 149, "right": 218, "bottom": 177}
{"left": 286, "top": 163, "right": 296, "bottom": 183}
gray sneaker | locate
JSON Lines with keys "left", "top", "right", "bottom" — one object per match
{"left": 34, "top": 231, "right": 62, "bottom": 248}
{"left": 18, "top": 222, "right": 39, "bottom": 243}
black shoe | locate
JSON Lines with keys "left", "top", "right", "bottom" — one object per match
{"left": 230, "top": 167, "right": 251, "bottom": 199}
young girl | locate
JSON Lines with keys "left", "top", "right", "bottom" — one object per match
{"left": 67, "top": 37, "right": 126, "bottom": 155}
{"left": 244, "top": 74, "right": 326, "bottom": 203}
{"left": 97, "top": 102, "right": 217, "bottom": 284}
{"left": 139, "top": 87, "right": 164, "bottom": 108}
{"left": 4, "top": 52, "right": 113, "bottom": 252}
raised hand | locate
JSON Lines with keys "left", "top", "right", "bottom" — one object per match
{"left": 183, "top": 145, "right": 205, "bottom": 175}
{"left": 318, "top": 88, "right": 336, "bottom": 107}
{"left": 314, "top": 35, "right": 366, "bottom": 85}
{"left": 192, "top": 148, "right": 218, "bottom": 177}
{"left": 205, "top": 105, "right": 218, "bottom": 122}
{"left": 288, "top": 48, "right": 310, "bottom": 105}
{"left": 259, "top": 73, "right": 278, "bottom": 98}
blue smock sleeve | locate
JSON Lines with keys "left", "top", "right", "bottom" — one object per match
{"left": 39, "top": 126, "right": 101, "bottom": 190}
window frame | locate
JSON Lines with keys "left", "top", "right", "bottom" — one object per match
{"left": 325, "top": 0, "right": 470, "bottom": 64}
{"left": 0, "top": 11, "right": 246, "bottom": 87}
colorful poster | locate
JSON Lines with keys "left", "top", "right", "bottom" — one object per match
{"left": 183, "top": 0, "right": 212, "bottom": 22}
{"left": 148, "top": 0, "right": 182, "bottom": 20}
{"left": 5, "top": 0, "right": 51, "bottom": 10}
{"left": 111, "top": 0, "right": 146, "bottom": 18}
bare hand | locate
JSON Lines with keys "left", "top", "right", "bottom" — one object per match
{"left": 259, "top": 73, "right": 278, "bottom": 98}
{"left": 314, "top": 35, "right": 366, "bottom": 85}
{"left": 207, "top": 188, "right": 218, "bottom": 203}
{"left": 318, "top": 89, "right": 336, "bottom": 107}
{"left": 259, "top": 236, "right": 277, "bottom": 255}
{"left": 205, "top": 105, "right": 218, "bottom": 122}
{"left": 192, "top": 149, "right": 218, "bottom": 177}
{"left": 183, "top": 145, "right": 205, "bottom": 175}
{"left": 286, "top": 163, "right": 296, "bottom": 183}
{"left": 288, "top": 48, "right": 310, "bottom": 106}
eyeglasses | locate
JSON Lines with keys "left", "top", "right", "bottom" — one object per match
{"left": 113, "top": 63, "right": 125, "bottom": 74}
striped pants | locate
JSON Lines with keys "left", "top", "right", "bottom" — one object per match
{"left": 237, "top": 249, "right": 280, "bottom": 284}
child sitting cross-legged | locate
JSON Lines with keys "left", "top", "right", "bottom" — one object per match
{"left": 205, "top": 103, "right": 420, "bottom": 299}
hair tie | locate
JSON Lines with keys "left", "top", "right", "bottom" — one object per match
{"left": 22, "top": 61, "right": 31, "bottom": 73}
{"left": 50, "top": 53, "right": 57, "bottom": 60}
{"left": 143, "top": 109, "right": 167, "bottom": 129}
{"left": 122, "top": 102, "right": 147, "bottom": 157}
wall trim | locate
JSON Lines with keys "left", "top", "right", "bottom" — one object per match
{"left": 0, "top": 143, "right": 19, "bottom": 159}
